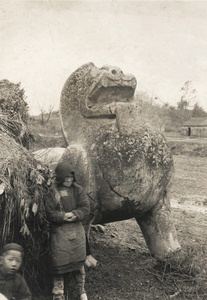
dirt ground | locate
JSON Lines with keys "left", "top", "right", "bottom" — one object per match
{"left": 57, "top": 154, "right": 207, "bottom": 300}
{"left": 85, "top": 212, "right": 207, "bottom": 300}
{"left": 83, "top": 153, "right": 206, "bottom": 300}
{"left": 32, "top": 137, "right": 207, "bottom": 300}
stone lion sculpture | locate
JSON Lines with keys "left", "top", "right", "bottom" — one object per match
{"left": 55, "top": 62, "right": 180, "bottom": 257}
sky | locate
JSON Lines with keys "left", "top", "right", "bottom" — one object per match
{"left": 1, "top": 0, "right": 207, "bottom": 115}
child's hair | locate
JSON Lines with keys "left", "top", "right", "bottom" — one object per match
{"left": 1, "top": 243, "right": 24, "bottom": 256}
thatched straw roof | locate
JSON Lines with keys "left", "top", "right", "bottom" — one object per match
{"left": 0, "top": 113, "right": 34, "bottom": 148}
{"left": 0, "top": 79, "right": 34, "bottom": 148}
{"left": 0, "top": 80, "right": 53, "bottom": 294}
{"left": 0, "top": 133, "right": 49, "bottom": 239}
{"left": 0, "top": 132, "right": 54, "bottom": 294}
{"left": 0, "top": 79, "right": 29, "bottom": 123}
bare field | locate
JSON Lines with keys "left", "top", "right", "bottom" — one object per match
{"left": 170, "top": 155, "right": 207, "bottom": 210}
{"left": 32, "top": 133, "right": 207, "bottom": 300}
{"left": 58, "top": 154, "right": 207, "bottom": 300}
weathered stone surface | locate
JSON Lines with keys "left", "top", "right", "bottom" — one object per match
{"left": 59, "top": 62, "right": 180, "bottom": 257}
{"left": 33, "top": 147, "right": 66, "bottom": 170}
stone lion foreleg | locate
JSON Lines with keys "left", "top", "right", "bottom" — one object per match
{"left": 135, "top": 195, "right": 181, "bottom": 257}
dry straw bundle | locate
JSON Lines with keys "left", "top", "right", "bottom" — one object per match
{"left": 0, "top": 113, "right": 34, "bottom": 149}
{"left": 0, "top": 119, "right": 54, "bottom": 295}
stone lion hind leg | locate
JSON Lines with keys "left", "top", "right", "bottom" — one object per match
{"left": 135, "top": 195, "right": 181, "bottom": 257}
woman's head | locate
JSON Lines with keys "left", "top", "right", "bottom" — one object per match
{"left": 55, "top": 162, "right": 75, "bottom": 187}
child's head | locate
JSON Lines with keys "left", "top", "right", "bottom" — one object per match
{"left": 0, "top": 243, "right": 23, "bottom": 275}
{"left": 55, "top": 162, "right": 75, "bottom": 187}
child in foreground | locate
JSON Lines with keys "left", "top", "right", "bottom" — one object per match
{"left": 0, "top": 243, "right": 31, "bottom": 300}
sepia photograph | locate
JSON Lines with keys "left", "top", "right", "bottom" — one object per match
{"left": 0, "top": 1, "right": 207, "bottom": 299}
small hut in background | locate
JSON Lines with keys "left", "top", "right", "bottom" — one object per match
{"left": 180, "top": 117, "right": 207, "bottom": 137}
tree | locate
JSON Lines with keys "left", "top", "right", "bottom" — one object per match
{"left": 39, "top": 104, "right": 55, "bottom": 125}
{"left": 192, "top": 102, "right": 207, "bottom": 117}
{"left": 174, "top": 81, "right": 197, "bottom": 124}
{"left": 178, "top": 80, "right": 197, "bottom": 109}
{"left": 135, "top": 91, "right": 171, "bottom": 132}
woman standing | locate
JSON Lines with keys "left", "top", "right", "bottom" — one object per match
{"left": 46, "top": 162, "right": 90, "bottom": 300}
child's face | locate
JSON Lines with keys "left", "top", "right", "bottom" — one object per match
{"left": 63, "top": 175, "right": 74, "bottom": 187}
{"left": 0, "top": 250, "right": 22, "bottom": 275}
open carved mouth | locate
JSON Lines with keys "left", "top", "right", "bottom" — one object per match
{"left": 88, "top": 76, "right": 137, "bottom": 106}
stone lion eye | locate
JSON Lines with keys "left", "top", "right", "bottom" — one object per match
{"left": 111, "top": 69, "right": 116, "bottom": 75}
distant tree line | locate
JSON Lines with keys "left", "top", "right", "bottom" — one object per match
{"left": 1, "top": 79, "right": 206, "bottom": 135}
{"left": 135, "top": 80, "right": 207, "bottom": 132}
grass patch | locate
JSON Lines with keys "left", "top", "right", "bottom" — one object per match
{"left": 148, "top": 245, "right": 207, "bottom": 299}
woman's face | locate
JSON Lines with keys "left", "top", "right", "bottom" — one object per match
{"left": 62, "top": 175, "right": 74, "bottom": 187}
